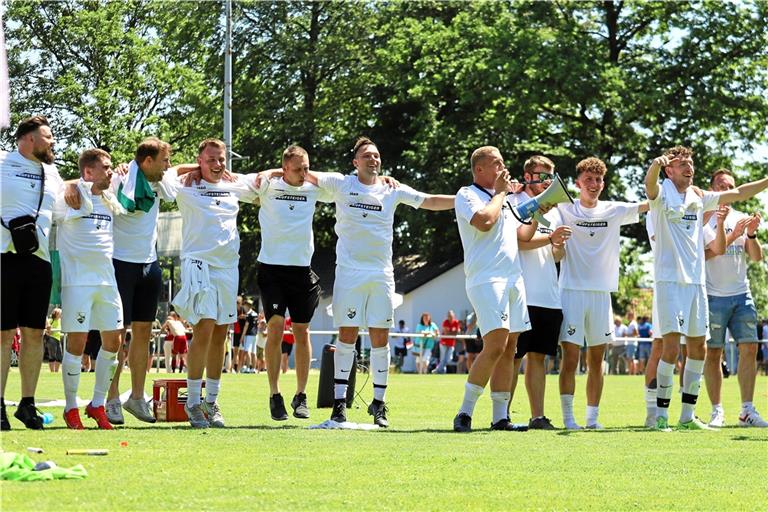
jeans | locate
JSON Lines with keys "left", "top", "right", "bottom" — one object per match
{"left": 435, "top": 344, "right": 455, "bottom": 374}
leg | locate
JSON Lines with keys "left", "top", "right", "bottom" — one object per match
{"left": 644, "top": 339, "right": 662, "bottom": 426}
{"left": 488, "top": 332, "right": 519, "bottom": 423}
{"left": 525, "top": 352, "right": 547, "bottom": 419}
{"left": 18, "top": 327, "right": 45, "bottom": 398}
{"left": 559, "top": 341, "right": 581, "bottom": 428}
{"left": 457, "top": 329, "right": 510, "bottom": 423}
{"left": 186, "top": 319, "right": 215, "bottom": 407}
{"left": 1, "top": 330, "right": 13, "bottom": 401}
{"left": 585, "top": 344, "right": 606, "bottom": 407}
{"left": 106, "top": 328, "right": 127, "bottom": 401}
{"left": 704, "top": 347, "right": 724, "bottom": 407}
{"left": 265, "top": 315, "right": 284, "bottom": 395}
{"left": 292, "top": 323, "right": 311, "bottom": 395}
{"left": 737, "top": 343, "right": 758, "bottom": 404}
{"left": 679, "top": 336, "right": 706, "bottom": 424}
{"left": 127, "top": 322, "right": 152, "bottom": 399}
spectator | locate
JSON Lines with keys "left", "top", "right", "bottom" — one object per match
{"left": 255, "top": 312, "right": 267, "bottom": 373}
{"left": 636, "top": 315, "right": 653, "bottom": 373}
{"left": 45, "top": 308, "right": 63, "bottom": 373}
{"left": 464, "top": 311, "right": 483, "bottom": 371}
{"left": 392, "top": 320, "right": 411, "bottom": 373}
{"left": 239, "top": 299, "right": 258, "bottom": 373}
{"left": 415, "top": 313, "right": 438, "bottom": 374}
{"left": 281, "top": 317, "right": 295, "bottom": 374}
{"left": 436, "top": 310, "right": 461, "bottom": 374}
{"left": 623, "top": 311, "right": 639, "bottom": 375}
{"left": 609, "top": 316, "right": 627, "bottom": 375}
{"left": 163, "top": 312, "right": 188, "bottom": 373}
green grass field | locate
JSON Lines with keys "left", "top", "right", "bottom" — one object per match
{"left": 2, "top": 367, "right": 766, "bottom": 511}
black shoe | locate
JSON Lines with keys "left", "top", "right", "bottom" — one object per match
{"left": 490, "top": 417, "right": 529, "bottom": 431}
{"left": 528, "top": 416, "right": 556, "bottom": 430}
{"left": 367, "top": 399, "right": 389, "bottom": 428}
{"left": 330, "top": 398, "right": 347, "bottom": 423}
{"left": 453, "top": 412, "right": 472, "bottom": 432}
{"left": 1, "top": 401, "right": 10, "bottom": 431}
{"left": 14, "top": 401, "right": 44, "bottom": 430}
{"left": 269, "top": 393, "right": 288, "bottom": 421}
{"left": 291, "top": 393, "right": 310, "bottom": 419}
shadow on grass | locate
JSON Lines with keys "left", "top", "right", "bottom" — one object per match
{"left": 730, "top": 435, "right": 768, "bottom": 442}
{"left": 555, "top": 426, "right": 652, "bottom": 435}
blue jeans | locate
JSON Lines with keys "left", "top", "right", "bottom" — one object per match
{"left": 707, "top": 293, "right": 758, "bottom": 348}
{"left": 435, "top": 344, "right": 455, "bottom": 374}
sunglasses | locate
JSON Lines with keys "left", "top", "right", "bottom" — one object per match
{"left": 523, "top": 172, "right": 554, "bottom": 184}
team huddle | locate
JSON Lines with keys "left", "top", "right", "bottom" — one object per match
{"left": 1, "top": 115, "right": 766, "bottom": 432}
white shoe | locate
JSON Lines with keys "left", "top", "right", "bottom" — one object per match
{"left": 202, "top": 400, "right": 225, "bottom": 428}
{"left": 708, "top": 408, "right": 726, "bottom": 428}
{"left": 124, "top": 397, "right": 157, "bottom": 423}
{"left": 644, "top": 414, "right": 656, "bottom": 428}
{"left": 564, "top": 421, "right": 583, "bottom": 430}
{"left": 184, "top": 403, "right": 209, "bottom": 428}
{"left": 739, "top": 409, "right": 768, "bottom": 428}
{"left": 585, "top": 422, "right": 604, "bottom": 430}
{"left": 106, "top": 398, "right": 124, "bottom": 425}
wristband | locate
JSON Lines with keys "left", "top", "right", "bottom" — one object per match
{"left": 747, "top": 233, "right": 757, "bottom": 239}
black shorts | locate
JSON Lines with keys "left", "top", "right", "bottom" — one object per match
{"left": 113, "top": 259, "right": 162, "bottom": 324}
{"left": 44, "top": 336, "right": 63, "bottom": 362}
{"left": 281, "top": 341, "right": 294, "bottom": 355}
{"left": 1, "top": 252, "right": 52, "bottom": 330}
{"left": 257, "top": 263, "right": 320, "bottom": 324}
{"left": 232, "top": 336, "right": 241, "bottom": 348}
{"left": 465, "top": 336, "right": 483, "bottom": 354}
{"left": 515, "top": 306, "right": 563, "bottom": 359}
{"left": 393, "top": 346, "right": 407, "bottom": 358}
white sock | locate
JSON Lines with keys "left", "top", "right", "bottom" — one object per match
{"left": 92, "top": 349, "right": 118, "bottom": 408}
{"left": 586, "top": 405, "right": 599, "bottom": 426}
{"left": 205, "top": 378, "right": 220, "bottom": 404}
{"left": 370, "top": 346, "right": 390, "bottom": 402}
{"left": 560, "top": 394, "right": 576, "bottom": 425}
{"left": 62, "top": 351, "right": 82, "bottom": 412}
{"left": 712, "top": 402, "right": 723, "bottom": 413}
{"left": 680, "top": 358, "right": 704, "bottom": 423}
{"left": 187, "top": 378, "right": 203, "bottom": 407}
{"left": 490, "top": 391, "right": 510, "bottom": 423}
{"left": 459, "top": 382, "right": 484, "bottom": 417}
{"left": 741, "top": 401, "right": 753, "bottom": 414}
{"left": 656, "top": 360, "right": 675, "bottom": 420}
{"left": 645, "top": 385, "right": 657, "bottom": 418}
{"left": 333, "top": 342, "right": 355, "bottom": 400}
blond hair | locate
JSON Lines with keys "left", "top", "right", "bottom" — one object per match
{"left": 470, "top": 146, "right": 499, "bottom": 171}
{"left": 523, "top": 155, "right": 555, "bottom": 175}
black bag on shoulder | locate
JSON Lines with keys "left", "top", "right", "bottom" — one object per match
{"left": 1, "top": 167, "right": 45, "bottom": 255}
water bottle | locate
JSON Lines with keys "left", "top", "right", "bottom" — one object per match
{"left": 41, "top": 412, "right": 54, "bottom": 425}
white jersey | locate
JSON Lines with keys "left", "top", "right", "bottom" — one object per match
{"left": 165, "top": 174, "right": 257, "bottom": 268}
{"left": 703, "top": 209, "right": 752, "bottom": 296}
{"left": 649, "top": 179, "right": 720, "bottom": 285}
{"left": 512, "top": 191, "right": 562, "bottom": 309}
{"left": 112, "top": 169, "right": 178, "bottom": 263}
{"left": 558, "top": 199, "right": 639, "bottom": 292}
{"left": 54, "top": 194, "right": 117, "bottom": 287}
{"left": 255, "top": 176, "right": 332, "bottom": 267}
{"left": 314, "top": 173, "right": 427, "bottom": 272}
{"left": 0, "top": 150, "right": 64, "bottom": 262}
{"left": 455, "top": 185, "right": 522, "bottom": 290}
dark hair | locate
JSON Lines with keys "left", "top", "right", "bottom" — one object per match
{"left": 78, "top": 148, "right": 111, "bottom": 175}
{"left": 352, "top": 136, "right": 376, "bottom": 157}
{"left": 710, "top": 168, "right": 735, "bottom": 187}
{"left": 14, "top": 115, "right": 50, "bottom": 141}
{"left": 135, "top": 137, "right": 170, "bottom": 162}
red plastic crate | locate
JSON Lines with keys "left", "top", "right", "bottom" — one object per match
{"left": 152, "top": 379, "right": 205, "bottom": 422}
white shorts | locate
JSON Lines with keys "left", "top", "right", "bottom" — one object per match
{"left": 332, "top": 267, "right": 394, "bottom": 329}
{"left": 559, "top": 289, "right": 614, "bottom": 347}
{"left": 466, "top": 278, "right": 530, "bottom": 337}
{"left": 652, "top": 285, "right": 660, "bottom": 340}
{"left": 61, "top": 285, "right": 124, "bottom": 333}
{"left": 173, "top": 261, "right": 238, "bottom": 326}
{"left": 656, "top": 282, "right": 709, "bottom": 338}
{"left": 243, "top": 335, "right": 257, "bottom": 353}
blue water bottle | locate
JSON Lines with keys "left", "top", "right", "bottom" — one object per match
{"left": 41, "top": 412, "right": 54, "bottom": 425}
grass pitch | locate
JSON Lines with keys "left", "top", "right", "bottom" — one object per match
{"left": 2, "top": 367, "right": 766, "bottom": 511}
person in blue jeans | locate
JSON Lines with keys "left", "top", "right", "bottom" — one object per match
{"left": 415, "top": 313, "right": 438, "bottom": 374}
{"left": 702, "top": 169, "right": 766, "bottom": 428}
{"left": 435, "top": 310, "right": 460, "bottom": 374}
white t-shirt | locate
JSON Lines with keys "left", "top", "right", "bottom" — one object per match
{"left": 558, "top": 200, "right": 639, "bottom": 292}
{"left": 703, "top": 210, "right": 752, "bottom": 297}
{"left": 612, "top": 324, "right": 627, "bottom": 346}
{"left": 165, "top": 174, "right": 257, "bottom": 268}
{"left": 314, "top": 173, "right": 427, "bottom": 272}
{"left": 512, "top": 191, "right": 562, "bottom": 309}
{"left": 112, "top": 169, "right": 178, "bottom": 263}
{"left": 625, "top": 320, "right": 639, "bottom": 344}
{"left": 0, "top": 151, "right": 64, "bottom": 262}
{"left": 255, "top": 176, "right": 332, "bottom": 267}
{"left": 455, "top": 185, "right": 522, "bottom": 289}
{"left": 649, "top": 180, "right": 720, "bottom": 285}
{"left": 54, "top": 194, "right": 117, "bottom": 287}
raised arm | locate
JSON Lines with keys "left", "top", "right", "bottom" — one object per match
{"left": 717, "top": 177, "right": 768, "bottom": 205}
{"left": 745, "top": 214, "right": 763, "bottom": 262}
{"left": 421, "top": 194, "right": 455, "bottom": 211}
{"left": 645, "top": 156, "right": 669, "bottom": 200}
{"left": 705, "top": 207, "right": 727, "bottom": 259}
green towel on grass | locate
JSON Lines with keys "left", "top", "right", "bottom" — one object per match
{"left": 0, "top": 452, "right": 87, "bottom": 481}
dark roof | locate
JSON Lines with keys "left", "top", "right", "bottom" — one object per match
{"left": 311, "top": 248, "right": 463, "bottom": 298}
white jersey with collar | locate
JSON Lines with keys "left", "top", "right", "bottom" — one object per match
{"left": 55, "top": 194, "right": 117, "bottom": 287}
{"left": 511, "top": 190, "right": 562, "bottom": 308}
{"left": 314, "top": 173, "right": 427, "bottom": 272}
{"left": 558, "top": 199, "right": 640, "bottom": 292}
{"left": 649, "top": 180, "right": 720, "bottom": 285}
{"left": 703, "top": 209, "right": 751, "bottom": 296}
{"left": 0, "top": 150, "right": 64, "bottom": 262}
{"left": 165, "top": 173, "right": 257, "bottom": 268}
{"left": 455, "top": 185, "right": 522, "bottom": 289}
{"left": 255, "top": 176, "right": 332, "bottom": 267}
{"left": 111, "top": 169, "right": 178, "bottom": 264}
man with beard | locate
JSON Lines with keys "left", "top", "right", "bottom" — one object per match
{"left": 1, "top": 116, "right": 64, "bottom": 430}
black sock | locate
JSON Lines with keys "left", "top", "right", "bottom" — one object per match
{"left": 19, "top": 396, "right": 35, "bottom": 407}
